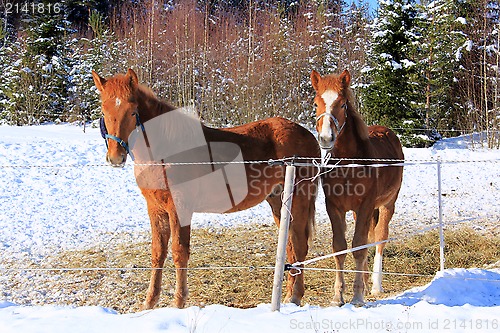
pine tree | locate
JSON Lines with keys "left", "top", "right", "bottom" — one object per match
{"left": 68, "top": 10, "right": 123, "bottom": 123}
{"left": 413, "top": 0, "right": 467, "bottom": 135}
{"left": 361, "top": 0, "right": 423, "bottom": 146}
{"left": 1, "top": 0, "right": 74, "bottom": 124}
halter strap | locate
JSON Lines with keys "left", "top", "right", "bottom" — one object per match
{"left": 100, "top": 112, "right": 144, "bottom": 161}
{"left": 315, "top": 104, "right": 347, "bottom": 135}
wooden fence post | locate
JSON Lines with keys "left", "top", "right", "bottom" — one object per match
{"left": 437, "top": 159, "right": 445, "bottom": 271}
{"left": 271, "top": 164, "right": 296, "bottom": 312}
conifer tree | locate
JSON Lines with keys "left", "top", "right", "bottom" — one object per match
{"left": 362, "top": 0, "right": 422, "bottom": 145}
{"left": 2, "top": 0, "right": 73, "bottom": 124}
{"left": 414, "top": 0, "right": 467, "bottom": 134}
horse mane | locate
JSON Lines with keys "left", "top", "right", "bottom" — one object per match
{"left": 135, "top": 83, "right": 203, "bottom": 142}
{"left": 135, "top": 84, "right": 177, "bottom": 119}
{"left": 344, "top": 87, "right": 369, "bottom": 141}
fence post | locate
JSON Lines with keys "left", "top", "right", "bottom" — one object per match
{"left": 271, "top": 164, "right": 296, "bottom": 312}
{"left": 437, "top": 159, "right": 445, "bottom": 271}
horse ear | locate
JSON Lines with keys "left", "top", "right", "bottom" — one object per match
{"left": 126, "top": 68, "right": 139, "bottom": 89}
{"left": 310, "top": 70, "right": 321, "bottom": 91}
{"left": 340, "top": 69, "right": 351, "bottom": 87}
{"left": 92, "top": 70, "right": 106, "bottom": 92}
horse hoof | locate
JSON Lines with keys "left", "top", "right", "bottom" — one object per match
{"left": 141, "top": 302, "right": 155, "bottom": 311}
{"left": 285, "top": 295, "right": 301, "bottom": 306}
{"left": 350, "top": 298, "right": 365, "bottom": 307}
{"left": 371, "top": 287, "right": 384, "bottom": 296}
{"left": 330, "top": 298, "right": 345, "bottom": 307}
{"left": 173, "top": 299, "right": 186, "bottom": 309}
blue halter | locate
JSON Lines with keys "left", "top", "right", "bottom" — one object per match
{"left": 100, "top": 113, "right": 145, "bottom": 161}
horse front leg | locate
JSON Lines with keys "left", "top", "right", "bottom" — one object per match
{"left": 143, "top": 208, "right": 170, "bottom": 310}
{"left": 170, "top": 210, "right": 192, "bottom": 309}
{"left": 351, "top": 205, "right": 373, "bottom": 306}
{"left": 326, "top": 200, "right": 347, "bottom": 307}
{"left": 284, "top": 201, "right": 308, "bottom": 306}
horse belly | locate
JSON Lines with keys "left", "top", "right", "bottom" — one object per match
{"left": 373, "top": 166, "right": 403, "bottom": 207}
{"left": 322, "top": 170, "right": 371, "bottom": 212}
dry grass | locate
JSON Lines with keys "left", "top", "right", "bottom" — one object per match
{"left": 1, "top": 224, "right": 499, "bottom": 313}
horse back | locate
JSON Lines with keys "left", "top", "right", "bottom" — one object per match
{"left": 209, "top": 117, "right": 320, "bottom": 160}
{"left": 368, "top": 125, "right": 404, "bottom": 160}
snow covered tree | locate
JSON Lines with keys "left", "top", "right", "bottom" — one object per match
{"left": 361, "top": 0, "right": 424, "bottom": 146}
{"left": 342, "top": 1, "right": 372, "bottom": 101}
{"left": 67, "top": 10, "right": 124, "bottom": 124}
{"left": 0, "top": 39, "right": 11, "bottom": 123}
{"left": 454, "top": 0, "right": 499, "bottom": 147}
{"left": 412, "top": 0, "right": 468, "bottom": 135}
{"left": 0, "top": 0, "right": 74, "bottom": 124}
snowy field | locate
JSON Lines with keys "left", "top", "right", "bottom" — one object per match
{"left": 1, "top": 268, "right": 499, "bottom": 333}
{"left": 0, "top": 124, "right": 499, "bottom": 332}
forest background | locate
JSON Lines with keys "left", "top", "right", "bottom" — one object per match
{"left": 0, "top": 0, "right": 498, "bottom": 147}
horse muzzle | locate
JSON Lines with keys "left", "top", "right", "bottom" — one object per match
{"left": 318, "top": 134, "right": 335, "bottom": 150}
{"left": 106, "top": 153, "right": 127, "bottom": 168}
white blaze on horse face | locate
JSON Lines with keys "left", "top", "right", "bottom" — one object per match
{"left": 115, "top": 98, "right": 122, "bottom": 107}
{"left": 319, "top": 90, "right": 339, "bottom": 144}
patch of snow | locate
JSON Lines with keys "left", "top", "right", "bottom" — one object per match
{"left": 0, "top": 125, "right": 499, "bottom": 332}
{"left": 0, "top": 269, "right": 499, "bottom": 332}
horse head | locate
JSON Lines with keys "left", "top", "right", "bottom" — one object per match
{"left": 310, "top": 69, "right": 351, "bottom": 150}
{"left": 92, "top": 68, "right": 142, "bottom": 167}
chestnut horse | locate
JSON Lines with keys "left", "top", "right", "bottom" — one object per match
{"left": 311, "top": 70, "right": 404, "bottom": 306}
{"left": 92, "top": 69, "right": 320, "bottom": 309}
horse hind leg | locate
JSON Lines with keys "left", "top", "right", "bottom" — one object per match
{"left": 267, "top": 183, "right": 307, "bottom": 305}
{"left": 265, "top": 184, "right": 283, "bottom": 226}
{"left": 370, "top": 204, "right": 394, "bottom": 296}
{"left": 143, "top": 209, "right": 171, "bottom": 310}
{"left": 366, "top": 208, "right": 379, "bottom": 294}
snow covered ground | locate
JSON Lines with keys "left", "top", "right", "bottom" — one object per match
{"left": 0, "top": 124, "right": 498, "bottom": 260}
{"left": 0, "top": 268, "right": 499, "bottom": 333}
{"left": 0, "top": 124, "right": 499, "bottom": 332}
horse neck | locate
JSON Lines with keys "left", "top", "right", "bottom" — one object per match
{"left": 136, "top": 87, "right": 206, "bottom": 140}
{"left": 333, "top": 104, "right": 372, "bottom": 158}
{"left": 136, "top": 88, "right": 176, "bottom": 123}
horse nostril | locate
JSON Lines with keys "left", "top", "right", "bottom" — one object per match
{"left": 319, "top": 135, "right": 334, "bottom": 149}
{"left": 320, "top": 136, "right": 332, "bottom": 144}
{"left": 106, "top": 153, "right": 127, "bottom": 167}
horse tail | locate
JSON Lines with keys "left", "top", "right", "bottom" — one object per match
{"left": 368, "top": 208, "right": 380, "bottom": 244}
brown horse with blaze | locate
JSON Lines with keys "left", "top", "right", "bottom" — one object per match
{"left": 92, "top": 68, "right": 320, "bottom": 309}
{"left": 311, "top": 69, "right": 404, "bottom": 306}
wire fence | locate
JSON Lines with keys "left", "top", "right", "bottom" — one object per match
{"left": 0, "top": 156, "right": 498, "bottom": 169}
{"left": 0, "top": 157, "right": 499, "bottom": 284}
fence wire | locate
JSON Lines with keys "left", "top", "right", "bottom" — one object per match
{"left": 0, "top": 157, "right": 499, "bottom": 169}
{"left": 0, "top": 157, "right": 499, "bottom": 287}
